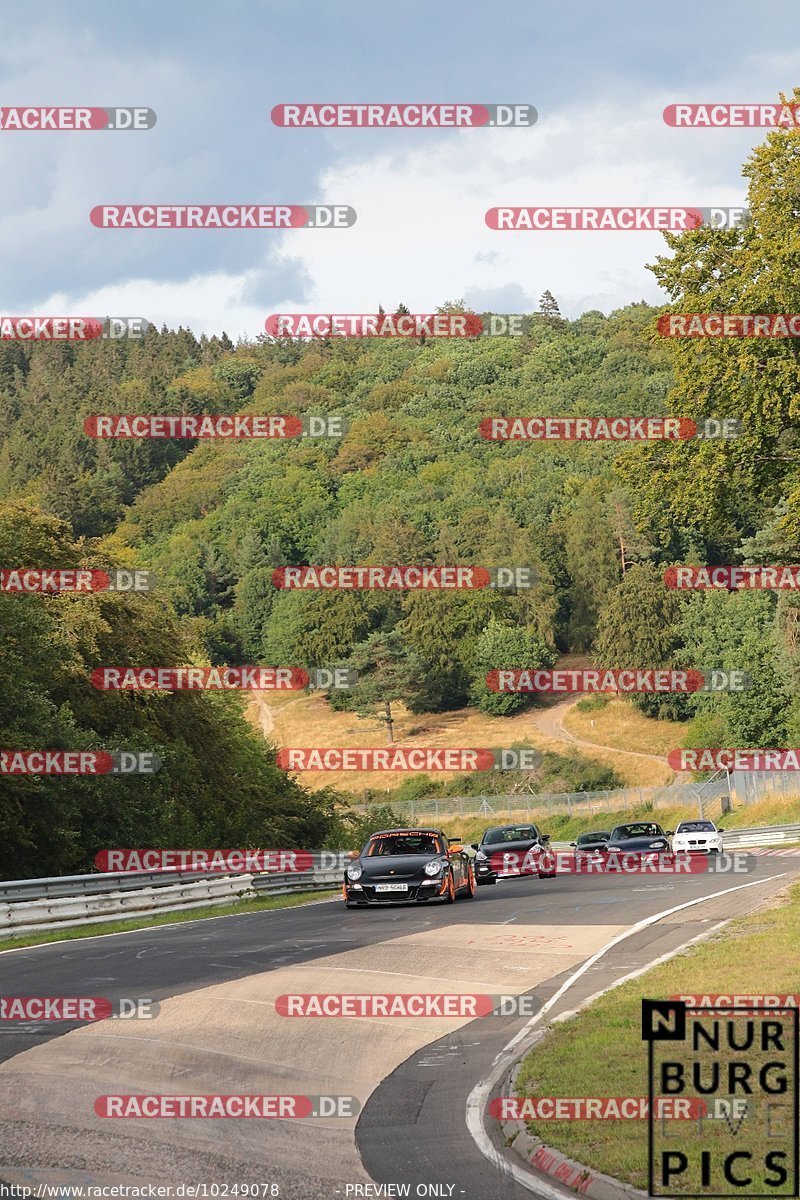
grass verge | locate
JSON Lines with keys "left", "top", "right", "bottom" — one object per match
{"left": 0, "top": 889, "right": 335, "bottom": 953}
{"left": 514, "top": 881, "right": 800, "bottom": 1190}
{"left": 564, "top": 697, "right": 684, "bottom": 757}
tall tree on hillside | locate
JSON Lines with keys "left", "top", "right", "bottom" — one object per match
{"left": 469, "top": 618, "right": 557, "bottom": 716}
{"left": 539, "top": 290, "right": 562, "bottom": 319}
{"left": 607, "top": 487, "right": 654, "bottom": 575}
{"left": 595, "top": 562, "right": 688, "bottom": 719}
{"left": 623, "top": 88, "right": 800, "bottom": 559}
{"left": 562, "top": 481, "right": 620, "bottom": 650}
{"left": 345, "top": 629, "right": 420, "bottom": 743}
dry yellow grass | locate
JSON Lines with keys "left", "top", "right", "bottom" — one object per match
{"left": 563, "top": 696, "right": 686, "bottom": 757}
{"left": 516, "top": 881, "right": 800, "bottom": 1189}
{"left": 245, "top": 689, "right": 673, "bottom": 792}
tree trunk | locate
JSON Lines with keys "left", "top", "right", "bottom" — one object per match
{"left": 384, "top": 700, "right": 394, "bottom": 744}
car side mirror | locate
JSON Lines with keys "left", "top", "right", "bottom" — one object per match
{"left": 717, "top": 828, "right": 724, "bottom": 832}
{"left": 448, "top": 835, "right": 462, "bottom": 843}
{"left": 665, "top": 830, "right": 674, "bottom": 836}
{"left": 541, "top": 834, "right": 551, "bottom": 841}
{"left": 471, "top": 843, "right": 479, "bottom": 851}
{"left": 569, "top": 841, "right": 576, "bottom": 847}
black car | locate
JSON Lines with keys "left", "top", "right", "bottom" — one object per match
{"left": 343, "top": 828, "right": 475, "bottom": 907}
{"left": 471, "top": 823, "right": 555, "bottom": 884}
{"left": 605, "top": 821, "right": 673, "bottom": 857}
{"left": 569, "top": 830, "right": 611, "bottom": 858}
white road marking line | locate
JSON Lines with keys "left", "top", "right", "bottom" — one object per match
{"left": 465, "top": 873, "right": 788, "bottom": 1198}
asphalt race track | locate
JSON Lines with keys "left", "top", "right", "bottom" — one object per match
{"left": 1, "top": 858, "right": 797, "bottom": 1199}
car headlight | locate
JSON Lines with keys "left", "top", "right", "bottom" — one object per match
{"left": 346, "top": 864, "right": 363, "bottom": 881}
{"left": 475, "top": 850, "right": 488, "bottom": 861}
{"left": 425, "top": 860, "right": 444, "bottom": 876}
{"left": 649, "top": 841, "right": 667, "bottom": 849}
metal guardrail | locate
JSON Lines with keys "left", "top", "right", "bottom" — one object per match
{"left": 1, "top": 823, "right": 798, "bottom": 939}
{"left": 720, "top": 824, "right": 800, "bottom": 847}
{"left": 0, "top": 869, "right": 341, "bottom": 939}
{"left": 0, "top": 868, "right": 230, "bottom": 904}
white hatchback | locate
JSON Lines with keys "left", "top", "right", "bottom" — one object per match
{"left": 672, "top": 819, "right": 724, "bottom": 854}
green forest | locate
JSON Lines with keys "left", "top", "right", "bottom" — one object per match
{"left": 2, "top": 119, "right": 800, "bottom": 878}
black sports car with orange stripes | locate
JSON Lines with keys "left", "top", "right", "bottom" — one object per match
{"left": 343, "top": 828, "right": 476, "bottom": 906}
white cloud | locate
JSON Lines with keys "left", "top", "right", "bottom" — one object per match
{"left": 262, "top": 97, "right": 752, "bottom": 321}
{"left": 36, "top": 272, "right": 269, "bottom": 341}
{"left": 6, "top": 80, "right": 772, "bottom": 333}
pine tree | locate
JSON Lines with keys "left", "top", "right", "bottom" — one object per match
{"left": 539, "top": 290, "right": 561, "bottom": 319}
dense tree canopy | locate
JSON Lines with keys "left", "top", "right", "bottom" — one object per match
{"left": 5, "top": 111, "right": 800, "bottom": 874}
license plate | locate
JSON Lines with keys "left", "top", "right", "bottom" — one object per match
{"left": 375, "top": 883, "right": 408, "bottom": 892}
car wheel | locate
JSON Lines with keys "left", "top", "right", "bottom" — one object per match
{"left": 463, "top": 864, "right": 476, "bottom": 898}
{"left": 443, "top": 870, "right": 456, "bottom": 903}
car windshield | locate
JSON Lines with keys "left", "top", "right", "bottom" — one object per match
{"left": 577, "top": 832, "right": 610, "bottom": 845}
{"left": 610, "top": 823, "right": 664, "bottom": 840}
{"left": 677, "top": 821, "right": 716, "bottom": 832}
{"left": 483, "top": 826, "right": 538, "bottom": 845}
{"left": 365, "top": 833, "right": 444, "bottom": 857}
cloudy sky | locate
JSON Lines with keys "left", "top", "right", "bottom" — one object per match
{"left": 1, "top": 1, "right": 798, "bottom": 337}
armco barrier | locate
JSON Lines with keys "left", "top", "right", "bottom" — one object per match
{"left": 719, "top": 823, "right": 800, "bottom": 848}
{"left": 1, "top": 823, "right": 800, "bottom": 939}
{"left": 0, "top": 869, "right": 341, "bottom": 938}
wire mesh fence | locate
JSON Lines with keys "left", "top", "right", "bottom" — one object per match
{"left": 349, "top": 771, "right": 797, "bottom": 827}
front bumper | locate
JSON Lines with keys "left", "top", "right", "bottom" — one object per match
{"left": 344, "top": 877, "right": 449, "bottom": 904}
{"left": 672, "top": 839, "right": 722, "bottom": 853}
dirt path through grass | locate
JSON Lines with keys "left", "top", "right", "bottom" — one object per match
{"left": 532, "top": 695, "right": 678, "bottom": 778}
